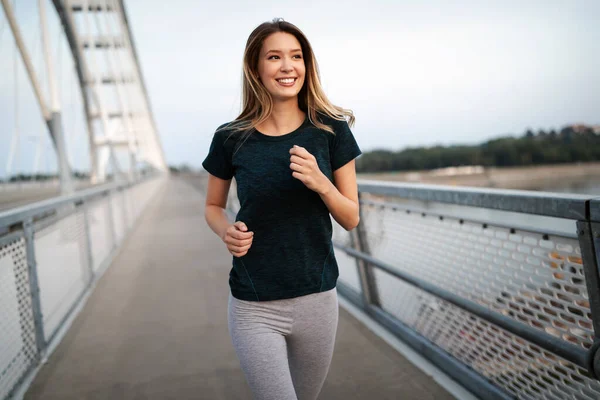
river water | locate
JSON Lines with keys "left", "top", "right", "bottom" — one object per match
{"left": 537, "top": 178, "right": 600, "bottom": 196}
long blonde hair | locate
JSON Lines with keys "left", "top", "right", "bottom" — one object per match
{"left": 221, "top": 18, "right": 354, "bottom": 146}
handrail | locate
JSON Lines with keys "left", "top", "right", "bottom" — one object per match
{"left": 358, "top": 180, "right": 593, "bottom": 220}
{"left": 0, "top": 174, "right": 160, "bottom": 228}
{"left": 359, "top": 198, "right": 579, "bottom": 238}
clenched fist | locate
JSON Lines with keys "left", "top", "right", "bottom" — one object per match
{"left": 222, "top": 221, "right": 254, "bottom": 257}
{"left": 289, "top": 145, "right": 331, "bottom": 194}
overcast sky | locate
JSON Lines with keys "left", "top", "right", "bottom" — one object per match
{"left": 1, "top": 0, "right": 599, "bottom": 175}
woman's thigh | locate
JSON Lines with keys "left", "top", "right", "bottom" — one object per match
{"left": 287, "top": 288, "right": 339, "bottom": 400}
{"left": 228, "top": 293, "right": 297, "bottom": 400}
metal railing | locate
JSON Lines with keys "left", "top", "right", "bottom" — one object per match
{"left": 221, "top": 177, "right": 600, "bottom": 399}
{"left": 330, "top": 181, "right": 600, "bottom": 400}
{"left": 0, "top": 175, "right": 165, "bottom": 400}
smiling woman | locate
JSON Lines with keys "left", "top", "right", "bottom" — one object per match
{"left": 201, "top": 18, "right": 362, "bottom": 400}
{"left": 258, "top": 33, "right": 306, "bottom": 98}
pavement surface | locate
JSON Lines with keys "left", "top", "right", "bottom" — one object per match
{"left": 24, "top": 177, "right": 458, "bottom": 399}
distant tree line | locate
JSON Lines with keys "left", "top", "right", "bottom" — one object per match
{"left": 4, "top": 126, "right": 599, "bottom": 180}
{"left": 1, "top": 171, "right": 89, "bottom": 183}
{"left": 356, "top": 125, "right": 600, "bottom": 173}
{"left": 168, "top": 163, "right": 194, "bottom": 174}
{"left": 2, "top": 168, "right": 158, "bottom": 183}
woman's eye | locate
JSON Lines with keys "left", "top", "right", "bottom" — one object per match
{"left": 267, "top": 55, "right": 302, "bottom": 60}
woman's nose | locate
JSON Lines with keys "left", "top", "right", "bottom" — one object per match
{"left": 280, "top": 59, "right": 293, "bottom": 72}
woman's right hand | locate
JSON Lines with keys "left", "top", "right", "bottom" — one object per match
{"left": 222, "top": 221, "right": 254, "bottom": 257}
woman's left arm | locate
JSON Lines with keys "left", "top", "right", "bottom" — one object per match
{"left": 290, "top": 145, "right": 360, "bottom": 231}
{"left": 318, "top": 160, "right": 360, "bottom": 231}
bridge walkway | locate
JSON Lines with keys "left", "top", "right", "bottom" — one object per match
{"left": 24, "top": 178, "right": 458, "bottom": 399}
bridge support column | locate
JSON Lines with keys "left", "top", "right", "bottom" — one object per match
{"left": 47, "top": 112, "right": 74, "bottom": 195}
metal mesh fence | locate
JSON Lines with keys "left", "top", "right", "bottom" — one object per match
{"left": 374, "top": 267, "right": 600, "bottom": 399}
{"left": 0, "top": 236, "right": 37, "bottom": 400}
{"left": 111, "top": 191, "right": 126, "bottom": 243}
{"left": 359, "top": 199, "right": 593, "bottom": 350}
{"left": 123, "top": 189, "right": 133, "bottom": 231}
{"left": 88, "top": 196, "right": 114, "bottom": 272}
{"left": 34, "top": 208, "right": 89, "bottom": 340}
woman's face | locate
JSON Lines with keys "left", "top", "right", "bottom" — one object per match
{"left": 257, "top": 32, "right": 306, "bottom": 101}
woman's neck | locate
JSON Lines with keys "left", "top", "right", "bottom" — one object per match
{"left": 257, "top": 98, "right": 305, "bottom": 136}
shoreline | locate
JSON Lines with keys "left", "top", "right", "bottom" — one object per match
{"left": 358, "top": 162, "right": 600, "bottom": 191}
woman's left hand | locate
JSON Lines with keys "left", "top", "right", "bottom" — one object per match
{"left": 289, "top": 145, "right": 331, "bottom": 195}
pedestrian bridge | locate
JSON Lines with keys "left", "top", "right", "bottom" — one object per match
{"left": 2, "top": 174, "right": 600, "bottom": 400}
{"left": 4, "top": 1, "right": 600, "bottom": 398}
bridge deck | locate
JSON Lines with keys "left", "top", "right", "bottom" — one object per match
{"left": 24, "top": 178, "right": 457, "bottom": 399}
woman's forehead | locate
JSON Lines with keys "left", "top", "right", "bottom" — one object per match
{"left": 261, "top": 32, "right": 302, "bottom": 53}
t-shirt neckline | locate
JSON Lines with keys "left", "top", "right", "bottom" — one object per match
{"left": 253, "top": 115, "right": 309, "bottom": 142}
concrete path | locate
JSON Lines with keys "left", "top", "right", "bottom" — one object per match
{"left": 25, "top": 177, "right": 457, "bottom": 399}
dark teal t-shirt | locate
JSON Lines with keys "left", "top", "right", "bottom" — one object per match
{"left": 202, "top": 114, "right": 362, "bottom": 301}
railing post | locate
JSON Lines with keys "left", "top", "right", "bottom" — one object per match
{"left": 592, "top": 221, "right": 600, "bottom": 379}
{"left": 576, "top": 221, "right": 600, "bottom": 378}
{"left": 81, "top": 200, "right": 95, "bottom": 286}
{"left": 120, "top": 187, "right": 129, "bottom": 230}
{"left": 23, "top": 218, "right": 46, "bottom": 360}
{"left": 351, "top": 192, "right": 380, "bottom": 308}
{"left": 107, "top": 190, "right": 118, "bottom": 249}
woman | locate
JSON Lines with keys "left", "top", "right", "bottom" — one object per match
{"left": 202, "top": 18, "right": 362, "bottom": 400}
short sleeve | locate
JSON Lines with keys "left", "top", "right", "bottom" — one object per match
{"left": 202, "top": 130, "right": 234, "bottom": 180}
{"left": 331, "top": 120, "right": 362, "bottom": 171}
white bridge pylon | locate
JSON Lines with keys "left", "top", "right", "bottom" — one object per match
{"left": 1, "top": 0, "right": 167, "bottom": 192}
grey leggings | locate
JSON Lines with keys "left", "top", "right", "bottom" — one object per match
{"left": 227, "top": 288, "right": 339, "bottom": 400}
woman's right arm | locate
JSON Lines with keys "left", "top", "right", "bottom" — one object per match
{"left": 204, "top": 174, "right": 233, "bottom": 240}
{"left": 204, "top": 174, "right": 253, "bottom": 257}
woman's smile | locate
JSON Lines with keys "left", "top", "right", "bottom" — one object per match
{"left": 276, "top": 77, "right": 297, "bottom": 87}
